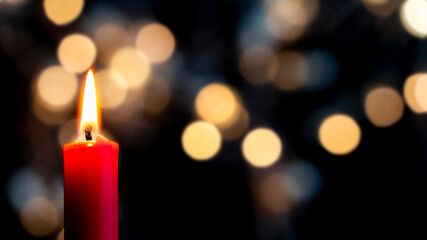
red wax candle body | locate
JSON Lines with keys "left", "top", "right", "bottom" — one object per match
{"left": 63, "top": 135, "right": 118, "bottom": 240}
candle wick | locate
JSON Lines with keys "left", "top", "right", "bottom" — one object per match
{"left": 85, "top": 125, "right": 93, "bottom": 141}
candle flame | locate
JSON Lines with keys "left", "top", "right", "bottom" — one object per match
{"left": 78, "top": 69, "right": 100, "bottom": 141}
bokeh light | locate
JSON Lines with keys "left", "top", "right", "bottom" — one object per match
{"left": 4, "top": 0, "right": 27, "bottom": 5}
{"left": 57, "top": 118, "right": 78, "bottom": 147}
{"left": 266, "top": 0, "right": 318, "bottom": 42}
{"left": 219, "top": 103, "right": 250, "bottom": 140}
{"left": 36, "top": 65, "right": 78, "bottom": 111}
{"left": 273, "top": 51, "right": 309, "bottom": 91}
{"left": 20, "top": 197, "right": 59, "bottom": 237}
{"left": 43, "top": 0, "right": 84, "bottom": 26}
{"left": 239, "top": 45, "right": 278, "bottom": 85}
{"left": 181, "top": 121, "right": 222, "bottom": 161}
{"left": 195, "top": 83, "right": 239, "bottom": 126}
{"left": 283, "top": 160, "right": 322, "bottom": 202}
{"left": 110, "top": 47, "right": 151, "bottom": 89}
{"left": 254, "top": 171, "right": 294, "bottom": 215}
{"left": 242, "top": 128, "right": 282, "bottom": 168}
{"left": 138, "top": 75, "right": 171, "bottom": 115}
{"left": 57, "top": 34, "right": 96, "bottom": 73}
{"left": 400, "top": 0, "right": 427, "bottom": 38}
{"left": 96, "top": 69, "right": 128, "bottom": 109}
{"left": 135, "top": 23, "right": 175, "bottom": 63}
{"left": 93, "top": 23, "right": 132, "bottom": 64}
{"left": 57, "top": 228, "right": 64, "bottom": 240}
{"left": 364, "top": 86, "right": 404, "bottom": 127}
{"left": 32, "top": 98, "right": 72, "bottom": 126}
{"left": 7, "top": 168, "right": 48, "bottom": 212}
{"left": 362, "top": 0, "right": 400, "bottom": 17}
{"left": 403, "top": 73, "right": 425, "bottom": 113}
{"left": 414, "top": 73, "right": 427, "bottom": 111}
{"left": 318, "top": 114, "right": 361, "bottom": 155}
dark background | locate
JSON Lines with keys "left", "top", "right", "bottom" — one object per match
{"left": 2, "top": 0, "right": 427, "bottom": 239}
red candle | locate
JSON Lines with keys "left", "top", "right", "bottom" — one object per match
{"left": 63, "top": 70, "right": 118, "bottom": 240}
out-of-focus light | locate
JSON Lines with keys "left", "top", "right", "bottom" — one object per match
{"left": 36, "top": 66, "right": 78, "bottom": 110}
{"left": 7, "top": 168, "right": 47, "bottom": 212}
{"left": 266, "top": 0, "right": 318, "bottom": 42}
{"left": 318, "top": 114, "right": 361, "bottom": 155}
{"left": 238, "top": 7, "right": 276, "bottom": 49}
{"left": 220, "top": 103, "right": 250, "bottom": 140}
{"left": 181, "top": 121, "right": 222, "bottom": 161}
{"left": 256, "top": 171, "right": 294, "bottom": 215}
{"left": 57, "top": 228, "right": 64, "bottom": 240}
{"left": 403, "top": 73, "right": 425, "bottom": 113}
{"left": 96, "top": 69, "right": 128, "bottom": 109}
{"left": 364, "top": 86, "right": 404, "bottom": 127}
{"left": 242, "top": 128, "right": 282, "bottom": 168}
{"left": 414, "top": 73, "right": 427, "bottom": 111}
{"left": 53, "top": 190, "right": 64, "bottom": 227}
{"left": 33, "top": 98, "right": 72, "bottom": 126}
{"left": 400, "top": 0, "right": 427, "bottom": 38}
{"left": 364, "top": 0, "right": 387, "bottom": 3}
{"left": 5, "top": 0, "right": 26, "bottom": 5}
{"left": 20, "top": 197, "right": 59, "bottom": 237}
{"left": 195, "top": 83, "right": 239, "bottom": 126}
{"left": 93, "top": 23, "right": 131, "bottom": 64}
{"left": 273, "top": 51, "right": 309, "bottom": 91}
{"left": 135, "top": 23, "right": 175, "bottom": 63}
{"left": 58, "top": 34, "right": 96, "bottom": 74}
{"left": 7, "top": 168, "right": 64, "bottom": 224}
{"left": 57, "top": 118, "right": 78, "bottom": 147}
{"left": 305, "top": 49, "right": 338, "bottom": 91}
{"left": 239, "top": 45, "right": 278, "bottom": 85}
{"left": 139, "top": 76, "right": 171, "bottom": 115}
{"left": 43, "top": 0, "right": 84, "bottom": 26}
{"left": 362, "top": 0, "right": 400, "bottom": 17}
{"left": 283, "top": 160, "right": 322, "bottom": 202}
{"left": 110, "top": 47, "right": 151, "bottom": 89}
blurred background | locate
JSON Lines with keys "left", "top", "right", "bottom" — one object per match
{"left": 2, "top": 0, "right": 427, "bottom": 239}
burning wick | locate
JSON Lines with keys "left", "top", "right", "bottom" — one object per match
{"left": 80, "top": 121, "right": 98, "bottom": 142}
{"left": 85, "top": 125, "right": 93, "bottom": 141}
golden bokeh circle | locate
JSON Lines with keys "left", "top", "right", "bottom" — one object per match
{"left": 96, "top": 69, "right": 128, "bottom": 109}
{"left": 110, "top": 47, "right": 151, "bottom": 89}
{"left": 195, "top": 83, "right": 238, "bottom": 125}
{"left": 364, "top": 86, "right": 404, "bottom": 127}
{"left": 58, "top": 34, "right": 96, "bottom": 73}
{"left": 135, "top": 23, "right": 175, "bottom": 63}
{"left": 414, "top": 73, "right": 427, "bottom": 111}
{"left": 43, "top": 0, "right": 84, "bottom": 26}
{"left": 403, "top": 73, "right": 425, "bottom": 113}
{"left": 319, "top": 114, "right": 361, "bottom": 155}
{"left": 20, "top": 197, "right": 59, "bottom": 237}
{"left": 242, "top": 128, "right": 282, "bottom": 168}
{"left": 181, "top": 121, "right": 222, "bottom": 161}
{"left": 36, "top": 66, "right": 78, "bottom": 110}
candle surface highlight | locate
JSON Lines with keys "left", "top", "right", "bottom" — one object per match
{"left": 63, "top": 69, "right": 118, "bottom": 240}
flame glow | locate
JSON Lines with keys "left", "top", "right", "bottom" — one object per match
{"left": 79, "top": 69, "right": 99, "bottom": 141}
